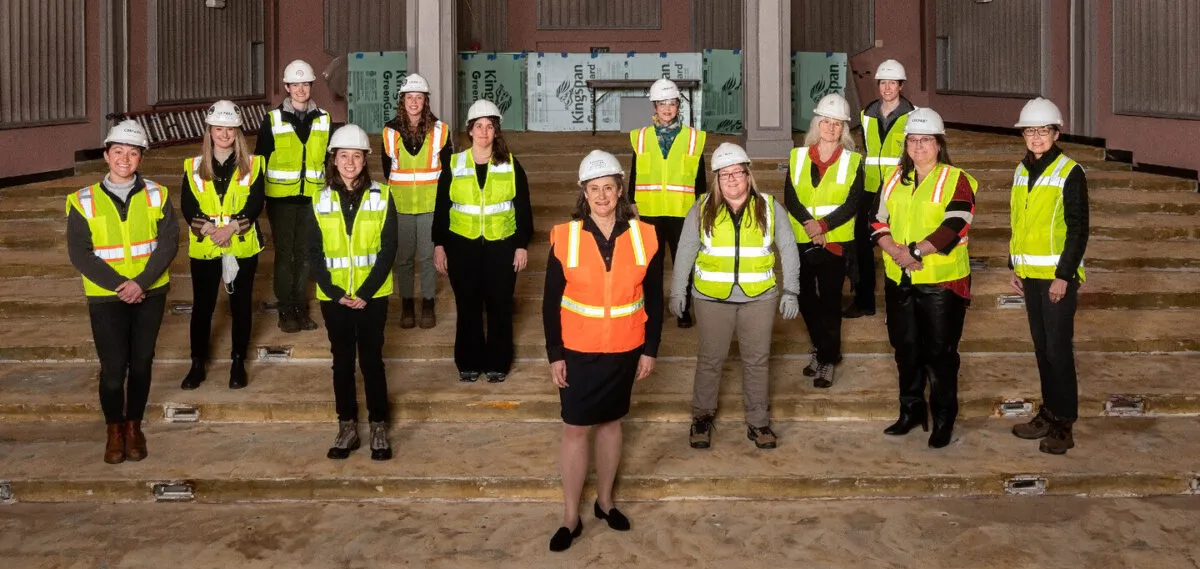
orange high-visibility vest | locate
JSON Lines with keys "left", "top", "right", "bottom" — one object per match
{"left": 551, "top": 219, "right": 659, "bottom": 354}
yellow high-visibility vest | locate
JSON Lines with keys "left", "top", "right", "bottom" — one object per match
{"left": 264, "top": 109, "right": 330, "bottom": 198}
{"left": 693, "top": 193, "right": 777, "bottom": 299}
{"left": 1010, "top": 153, "right": 1085, "bottom": 281}
{"left": 446, "top": 150, "right": 517, "bottom": 240}
{"left": 311, "top": 182, "right": 395, "bottom": 300}
{"left": 183, "top": 154, "right": 264, "bottom": 260}
{"left": 65, "top": 181, "right": 171, "bottom": 297}
{"left": 630, "top": 126, "right": 706, "bottom": 218}
{"left": 786, "top": 147, "right": 862, "bottom": 243}
{"left": 861, "top": 110, "right": 909, "bottom": 193}
{"left": 880, "top": 165, "right": 978, "bottom": 285}
{"left": 383, "top": 120, "right": 449, "bottom": 214}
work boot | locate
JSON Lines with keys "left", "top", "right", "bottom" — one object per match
{"left": 1012, "top": 406, "right": 1054, "bottom": 439}
{"left": 228, "top": 355, "right": 248, "bottom": 389}
{"left": 180, "top": 357, "right": 206, "bottom": 390}
{"left": 399, "top": 298, "right": 416, "bottom": 329}
{"left": 419, "top": 298, "right": 437, "bottom": 329}
{"left": 278, "top": 304, "right": 302, "bottom": 334}
{"left": 297, "top": 304, "right": 319, "bottom": 331}
{"left": 327, "top": 420, "right": 360, "bottom": 459}
{"left": 124, "top": 420, "right": 147, "bottom": 461}
{"left": 369, "top": 421, "right": 393, "bottom": 461}
{"left": 689, "top": 415, "right": 714, "bottom": 449}
{"left": 747, "top": 425, "right": 778, "bottom": 449}
{"left": 1040, "top": 419, "right": 1075, "bottom": 455}
{"left": 104, "top": 423, "right": 125, "bottom": 464}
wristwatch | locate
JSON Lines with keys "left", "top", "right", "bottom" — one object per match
{"left": 908, "top": 243, "right": 922, "bottom": 260}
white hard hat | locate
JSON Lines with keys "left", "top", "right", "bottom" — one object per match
{"left": 104, "top": 119, "right": 150, "bottom": 149}
{"left": 399, "top": 73, "right": 430, "bottom": 94}
{"left": 710, "top": 142, "right": 751, "bottom": 172}
{"left": 205, "top": 100, "right": 242, "bottom": 128}
{"left": 466, "top": 99, "right": 503, "bottom": 125}
{"left": 283, "top": 59, "right": 316, "bottom": 83}
{"left": 875, "top": 59, "right": 907, "bottom": 82}
{"left": 813, "top": 93, "right": 852, "bottom": 122}
{"left": 649, "top": 78, "right": 681, "bottom": 102}
{"left": 1015, "top": 97, "right": 1064, "bottom": 128}
{"left": 327, "top": 124, "right": 372, "bottom": 154}
{"left": 904, "top": 107, "right": 946, "bottom": 136}
{"left": 578, "top": 150, "right": 624, "bottom": 184}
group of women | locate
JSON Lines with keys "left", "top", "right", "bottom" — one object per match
{"left": 66, "top": 59, "right": 1087, "bottom": 550}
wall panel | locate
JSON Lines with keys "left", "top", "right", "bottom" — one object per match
{"left": 1112, "top": 0, "right": 1200, "bottom": 118}
{"left": 324, "top": 0, "right": 406, "bottom": 56}
{"left": 152, "top": 0, "right": 265, "bottom": 105}
{"left": 0, "top": 0, "right": 87, "bottom": 127}
{"left": 693, "top": 0, "right": 741, "bottom": 50}
{"left": 791, "top": 0, "right": 873, "bottom": 54}
{"left": 935, "top": 0, "right": 1042, "bottom": 97}
{"left": 537, "top": 0, "right": 661, "bottom": 30}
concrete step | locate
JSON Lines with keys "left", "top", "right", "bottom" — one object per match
{"left": 2, "top": 353, "right": 1197, "bottom": 423}
{"left": 1, "top": 304, "right": 1197, "bottom": 362}
{"left": 3, "top": 268, "right": 1199, "bottom": 320}
{"left": 2, "top": 498, "right": 1197, "bottom": 567}
{"left": 2, "top": 417, "right": 1196, "bottom": 502}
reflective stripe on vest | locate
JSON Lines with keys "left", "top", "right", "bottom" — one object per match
{"left": 881, "top": 165, "right": 978, "bottom": 285}
{"left": 447, "top": 150, "right": 518, "bottom": 240}
{"left": 630, "top": 126, "right": 705, "bottom": 217}
{"left": 787, "top": 147, "right": 860, "bottom": 243}
{"left": 564, "top": 220, "right": 648, "bottom": 269}
{"left": 1009, "top": 154, "right": 1085, "bottom": 281}
{"left": 68, "top": 181, "right": 171, "bottom": 296}
{"left": 265, "top": 109, "right": 329, "bottom": 196}
{"left": 862, "top": 111, "right": 909, "bottom": 193}
{"left": 693, "top": 194, "right": 777, "bottom": 298}
{"left": 311, "top": 182, "right": 394, "bottom": 300}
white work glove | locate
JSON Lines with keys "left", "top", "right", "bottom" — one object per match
{"left": 778, "top": 293, "right": 799, "bottom": 320}
{"left": 669, "top": 295, "right": 687, "bottom": 320}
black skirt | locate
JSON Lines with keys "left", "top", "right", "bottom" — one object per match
{"left": 558, "top": 346, "right": 643, "bottom": 426}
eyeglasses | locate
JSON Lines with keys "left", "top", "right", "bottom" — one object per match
{"left": 718, "top": 170, "right": 748, "bottom": 182}
{"left": 1022, "top": 127, "right": 1054, "bottom": 138}
{"left": 906, "top": 136, "right": 938, "bottom": 147}
{"left": 655, "top": 100, "right": 680, "bottom": 108}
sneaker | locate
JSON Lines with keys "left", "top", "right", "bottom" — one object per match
{"left": 459, "top": 371, "right": 481, "bottom": 382}
{"left": 369, "top": 421, "right": 392, "bottom": 461}
{"left": 689, "top": 416, "right": 714, "bottom": 449}
{"left": 812, "top": 363, "right": 835, "bottom": 389}
{"left": 802, "top": 347, "right": 819, "bottom": 377}
{"left": 1012, "top": 407, "right": 1053, "bottom": 439}
{"left": 486, "top": 371, "right": 507, "bottom": 383}
{"left": 326, "top": 420, "right": 360, "bottom": 459}
{"left": 747, "top": 425, "right": 778, "bottom": 449}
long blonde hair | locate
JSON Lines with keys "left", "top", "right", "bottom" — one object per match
{"left": 700, "top": 167, "right": 769, "bottom": 238}
{"left": 802, "top": 115, "right": 857, "bottom": 152}
{"left": 198, "top": 127, "right": 254, "bottom": 181}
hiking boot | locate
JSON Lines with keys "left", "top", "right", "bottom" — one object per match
{"left": 326, "top": 420, "right": 360, "bottom": 459}
{"left": 297, "top": 304, "right": 319, "bottom": 331}
{"left": 1012, "top": 406, "right": 1054, "bottom": 439}
{"left": 399, "top": 298, "right": 416, "bottom": 329}
{"left": 689, "top": 415, "right": 714, "bottom": 449}
{"left": 103, "top": 423, "right": 125, "bottom": 464}
{"left": 1040, "top": 420, "right": 1075, "bottom": 455}
{"left": 812, "top": 362, "right": 835, "bottom": 389}
{"left": 278, "top": 304, "right": 302, "bottom": 334}
{"left": 747, "top": 425, "right": 778, "bottom": 449}
{"left": 419, "top": 298, "right": 436, "bottom": 329}
{"left": 802, "top": 347, "right": 819, "bottom": 377}
{"left": 369, "top": 421, "right": 393, "bottom": 461}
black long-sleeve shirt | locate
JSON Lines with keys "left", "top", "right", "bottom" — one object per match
{"left": 782, "top": 149, "right": 865, "bottom": 244}
{"left": 179, "top": 152, "right": 266, "bottom": 238}
{"left": 431, "top": 155, "right": 534, "bottom": 249}
{"left": 1012, "top": 145, "right": 1090, "bottom": 282}
{"left": 307, "top": 187, "right": 399, "bottom": 300}
{"left": 254, "top": 100, "right": 329, "bottom": 205}
{"left": 542, "top": 217, "right": 665, "bottom": 362}
{"left": 66, "top": 175, "right": 180, "bottom": 304}
{"left": 625, "top": 155, "right": 708, "bottom": 205}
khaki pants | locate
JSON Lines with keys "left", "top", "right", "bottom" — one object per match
{"left": 691, "top": 296, "right": 776, "bottom": 427}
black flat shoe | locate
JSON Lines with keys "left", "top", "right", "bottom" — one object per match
{"left": 549, "top": 518, "right": 583, "bottom": 552}
{"left": 676, "top": 312, "right": 694, "bottom": 328}
{"left": 459, "top": 371, "right": 480, "bottom": 383}
{"left": 594, "top": 501, "right": 631, "bottom": 531}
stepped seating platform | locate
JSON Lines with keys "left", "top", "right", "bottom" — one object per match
{"left": 1, "top": 129, "right": 1198, "bottom": 510}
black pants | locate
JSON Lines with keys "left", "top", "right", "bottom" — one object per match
{"left": 798, "top": 244, "right": 846, "bottom": 365}
{"left": 445, "top": 237, "right": 517, "bottom": 373}
{"left": 1022, "top": 278, "right": 1079, "bottom": 420}
{"left": 321, "top": 297, "right": 390, "bottom": 423}
{"left": 267, "top": 201, "right": 312, "bottom": 309}
{"left": 189, "top": 255, "right": 259, "bottom": 359}
{"left": 642, "top": 215, "right": 692, "bottom": 314}
{"left": 849, "top": 191, "right": 880, "bottom": 311}
{"left": 884, "top": 280, "right": 967, "bottom": 423}
{"left": 88, "top": 294, "right": 167, "bottom": 423}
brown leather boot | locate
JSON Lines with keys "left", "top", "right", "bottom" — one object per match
{"left": 124, "top": 420, "right": 147, "bottom": 461}
{"left": 399, "top": 298, "right": 416, "bottom": 329}
{"left": 419, "top": 298, "right": 436, "bottom": 329}
{"left": 104, "top": 423, "right": 125, "bottom": 464}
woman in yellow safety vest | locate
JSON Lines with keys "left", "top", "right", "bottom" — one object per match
{"left": 783, "top": 93, "right": 866, "bottom": 389}
{"left": 65, "top": 120, "right": 180, "bottom": 464}
{"left": 255, "top": 59, "right": 331, "bottom": 333}
{"left": 869, "top": 108, "right": 978, "bottom": 449}
{"left": 381, "top": 73, "right": 452, "bottom": 330}
{"left": 1007, "top": 98, "right": 1089, "bottom": 455}
{"left": 542, "top": 150, "right": 663, "bottom": 552}
{"left": 432, "top": 99, "right": 534, "bottom": 383}
{"left": 671, "top": 143, "right": 800, "bottom": 450}
{"left": 627, "top": 78, "right": 707, "bottom": 328}
{"left": 179, "top": 100, "right": 265, "bottom": 391}
{"left": 307, "top": 124, "right": 398, "bottom": 461}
